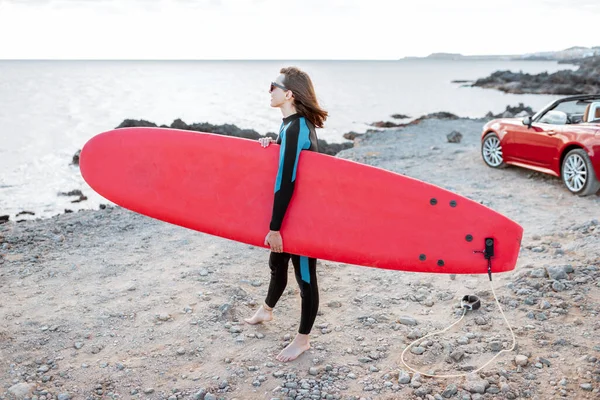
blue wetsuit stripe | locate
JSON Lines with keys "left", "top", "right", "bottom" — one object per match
{"left": 300, "top": 256, "right": 310, "bottom": 283}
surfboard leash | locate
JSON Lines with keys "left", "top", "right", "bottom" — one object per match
{"left": 400, "top": 238, "right": 517, "bottom": 378}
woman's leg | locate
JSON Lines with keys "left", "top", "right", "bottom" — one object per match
{"left": 265, "top": 252, "right": 292, "bottom": 308}
{"left": 292, "top": 255, "right": 319, "bottom": 334}
{"left": 276, "top": 255, "right": 318, "bottom": 362}
{"left": 245, "top": 252, "right": 291, "bottom": 325}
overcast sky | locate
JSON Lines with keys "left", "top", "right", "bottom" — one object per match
{"left": 0, "top": 0, "right": 598, "bottom": 60}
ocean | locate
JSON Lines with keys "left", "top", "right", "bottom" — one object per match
{"left": 0, "top": 59, "right": 576, "bottom": 219}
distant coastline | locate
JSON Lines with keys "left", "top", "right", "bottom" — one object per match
{"left": 402, "top": 53, "right": 517, "bottom": 61}
{"left": 407, "top": 46, "right": 600, "bottom": 95}
{"left": 469, "top": 55, "right": 600, "bottom": 95}
{"left": 402, "top": 46, "right": 600, "bottom": 62}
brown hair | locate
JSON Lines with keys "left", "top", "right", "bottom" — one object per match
{"left": 280, "top": 67, "right": 328, "bottom": 128}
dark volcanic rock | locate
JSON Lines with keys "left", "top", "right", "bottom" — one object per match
{"left": 59, "top": 190, "right": 84, "bottom": 197}
{"left": 416, "top": 112, "right": 460, "bottom": 121}
{"left": 170, "top": 118, "right": 262, "bottom": 140}
{"left": 73, "top": 118, "right": 353, "bottom": 158}
{"left": 71, "top": 150, "right": 81, "bottom": 166}
{"left": 447, "top": 130, "right": 463, "bottom": 143}
{"left": 406, "top": 112, "right": 460, "bottom": 126}
{"left": 487, "top": 103, "right": 535, "bottom": 119}
{"left": 472, "top": 56, "right": 600, "bottom": 95}
{"left": 370, "top": 121, "right": 406, "bottom": 128}
{"left": 317, "top": 139, "right": 353, "bottom": 156}
{"left": 363, "top": 112, "right": 461, "bottom": 133}
{"left": 343, "top": 132, "right": 365, "bottom": 141}
{"left": 116, "top": 119, "right": 158, "bottom": 128}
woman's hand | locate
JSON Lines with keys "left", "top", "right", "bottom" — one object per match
{"left": 259, "top": 137, "right": 276, "bottom": 148}
{"left": 264, "top": 230, "right": 283, "bottom": 253}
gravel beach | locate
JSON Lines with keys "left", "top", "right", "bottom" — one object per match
{"left": 1, "top": 118, "right": 599, "bottom": 399}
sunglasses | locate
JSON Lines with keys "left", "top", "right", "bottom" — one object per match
{"left": 270, "top": 81, "right": 288, "bottom": 92}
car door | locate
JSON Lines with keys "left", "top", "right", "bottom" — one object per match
{"left": 517, "top": 122, "right": 563, "bottom": 167}
{"left": 499, "top": 120, "right": 528, "bottom": 163}
{"left": 512, "top": 111, "right": 564, "bottom": 168}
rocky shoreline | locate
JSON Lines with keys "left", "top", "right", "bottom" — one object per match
{"left": 470, "top": 56, "right": 600, "bottom": 95}
{"left": 113, "top": 119, "right": 354, "bottom": 157}
{"left": 351, "top": 104, "right": 534, "bottom": 141}
{"left": 1, "top": 116, "right": 599, "bottom": 399}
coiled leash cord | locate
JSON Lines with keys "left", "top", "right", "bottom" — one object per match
{"left": 400, "top": 238, "right": 517, "bottom": 378}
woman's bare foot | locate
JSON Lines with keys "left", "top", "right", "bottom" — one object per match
{"left": 244, "top": 305, "right": 273, "bottom": 325}
{"left": 276, "top": 333, "right": 310, "bottom": 362}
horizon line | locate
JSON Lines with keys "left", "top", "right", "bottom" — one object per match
{"left": 0, "top": 57, "right": 532, "bottom": 62}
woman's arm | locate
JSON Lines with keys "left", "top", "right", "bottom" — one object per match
{"left": 269, "top": 120, "right": 303, "bottom": 231}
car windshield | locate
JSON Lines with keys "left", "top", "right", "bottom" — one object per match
{"left": 537, "top": 99, "right": 600, "bottom": 124}
{"left": 553, "top": 100, "right": 589, "bottom": 115}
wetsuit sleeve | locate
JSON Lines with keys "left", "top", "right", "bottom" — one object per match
{"left": 270, "top": 120, "right": 301, "bottom": 231}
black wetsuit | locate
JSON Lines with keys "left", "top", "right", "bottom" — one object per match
{"left": 265, "top": 113, "right": 319, "bottom": 335}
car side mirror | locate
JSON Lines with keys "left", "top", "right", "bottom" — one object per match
{"left": 522, "top": 116, "right": 532, "bottom": 128}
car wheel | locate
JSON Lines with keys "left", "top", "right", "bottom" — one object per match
{"left": 561, "top": 149, "right": 600, "bottom": 196}
{"left": 481, "top": 133, "right": 506, "bottom": 168}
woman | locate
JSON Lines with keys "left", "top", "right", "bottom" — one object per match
{"left": 244, "top": 66, "right": 328, "bottom": 363}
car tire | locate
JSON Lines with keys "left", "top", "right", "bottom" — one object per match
{"left": 561, "top": 148, "right": 600, "bottom": 196}
{"left": 481, "top": 132, "right": 506, "bottom": 168}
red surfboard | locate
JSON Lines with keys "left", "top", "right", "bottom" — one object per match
{"left": 80, "top": 128, "right": 523, "bottom": 274}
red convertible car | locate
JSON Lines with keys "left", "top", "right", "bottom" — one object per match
{"left": 481, "top": 95, "right": 600, "bottom": 196}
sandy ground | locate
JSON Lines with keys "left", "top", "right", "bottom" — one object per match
{"left": 1, "top": 118, "right": 599, "bottom": 400}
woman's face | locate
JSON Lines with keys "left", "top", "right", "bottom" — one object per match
{"left": 269, "top": 73, "right": 290, "bottom": 108}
